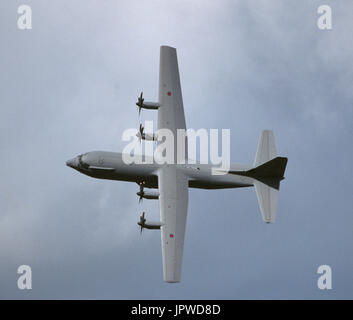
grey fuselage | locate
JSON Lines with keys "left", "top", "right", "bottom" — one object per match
{"left": 66, "top": 151, "right": 254, "bottom": 190}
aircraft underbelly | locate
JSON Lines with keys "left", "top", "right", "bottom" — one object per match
{"left": 188, "top": 179, "right": 251, "bottom": 189}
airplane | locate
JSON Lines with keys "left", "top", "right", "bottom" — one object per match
{"left": 66, "top": 46, "right": 288, "bottom": 283}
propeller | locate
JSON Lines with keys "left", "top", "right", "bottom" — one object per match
{"left": 136, "top": 182, "right": 145, "bottom": 203}
{"left": 137, "top": 123, "right": 144, "bottom": 143}
{"left": 139, "top": 211, "right": 146, "bottom": 235}
{"left": 136, "top": 92, "right": 144, "bottom": 116}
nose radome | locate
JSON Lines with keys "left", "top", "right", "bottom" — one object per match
{"left": 66, "top": 158, "right": 76, "bottom": 168}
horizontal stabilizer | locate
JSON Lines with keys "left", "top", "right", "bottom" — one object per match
{"left": 229, "top": 130, "right": 288, "bottom": 223}
{"left": 254, "top": 180, "right": 278, "bottom": 223}
{"left": 253, "top": 130, "right": 287, "bottom": 223}
{"left": 254, "top": 130, "right": 277, "bottom": 167}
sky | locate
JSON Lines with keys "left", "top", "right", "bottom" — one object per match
{"left": 0, "top": 0, "right": 352, "bottom": 299}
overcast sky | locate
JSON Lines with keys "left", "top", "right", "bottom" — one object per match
{"left": 0, "top": 0, "right": 352, "bottom": 299}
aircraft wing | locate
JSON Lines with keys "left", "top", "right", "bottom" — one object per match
{"left": 158, "top": 166, "right": 189, "bottom": 282}
{"left": 158, "top": 46, "right": 187, "bottom": 162}
{"left": 157, "top": 46, "right": 189, "bottom": 282}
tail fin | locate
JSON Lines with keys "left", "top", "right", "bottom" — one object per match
{"left": 227, "top": 130, "right": 288, "bottom": 223}
{"left": 247, "top": 156, "right": 287, "bottom": 190}
{"left": 253, "top": 130, "right": 287, "bottom": 223}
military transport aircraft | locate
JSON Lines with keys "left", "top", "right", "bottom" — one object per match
{"left": 66, "top": 46, "right": 288, "bottom": 283}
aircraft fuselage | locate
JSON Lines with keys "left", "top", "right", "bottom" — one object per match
{"left": 66, "top": 151, "right": 254, "bottom": 190}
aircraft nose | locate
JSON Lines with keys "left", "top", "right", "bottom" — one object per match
{"left": 66, "top": 157, "right": 77, "bottom": 168}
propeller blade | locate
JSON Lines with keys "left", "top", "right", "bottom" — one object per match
{"left": 137, "top": 182, "right": 144, "bottom": 203}
{"left": 138, "top": 124, "right": 144, "bottom": 143}
{"left": 136, "top": 92, "right": 144, "bottom": 114}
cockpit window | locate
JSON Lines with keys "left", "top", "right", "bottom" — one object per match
{"left": 78, "top": 155, "right": 89, "bottom": 169}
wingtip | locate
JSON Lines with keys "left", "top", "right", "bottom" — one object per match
{"left": 160, "top": 45, "right": 176, "bottom": 51}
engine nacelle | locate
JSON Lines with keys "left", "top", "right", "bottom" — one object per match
{"left": 138, "top": 220, "right": 163, "bottom": 230}
{"left": 138, "top": 211, "right": 164, "bottom": 233}
{"left": 139, "top": 190, "right": 159, "bottom": 200}
{"left": 140, "top": 101, "right": 160, "bottom": 110}
{"left": 136, "top": 132, "right": 157, "bottom": 141}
